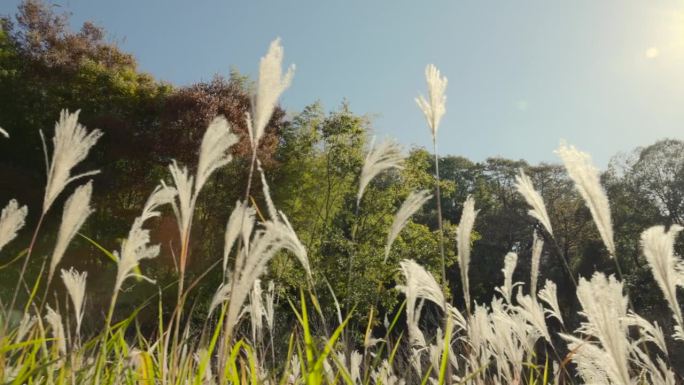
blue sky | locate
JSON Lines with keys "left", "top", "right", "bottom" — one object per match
{"left": 3, "top": 1, "right": 684, "bottom": 167}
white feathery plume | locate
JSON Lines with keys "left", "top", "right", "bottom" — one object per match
{"left": 166, "top": 161, "right": 194, "bottom": 245}
{"left": 42, "top": 109, "right": 102, "bottom": 214}
{"left": 563, "top": 272, "right": 631, "bottom": 385}
{"left": 537, "top": 280, "right": 564, "bottom": 326}
{"left": 466, "top": 304, "right": 494, "bottom": 383}
{"left": 631, "top": 355, "right": 677, "bottom": 385}
{"left": 166, "top": 117, "right": 238, "bottom": 276}
{"left": 640, "top": 224, "right": 684, "bottom": 340}
{"left": 384, "top": 190, "right": 431, "bottom": 262}
{"left": 636, "top": 357, "right": 677, "bottom": 385}
{"left": 114, "top": 184, "right": 176, "bottom": 292}
{"left": 562, "top": 334, "right": 611, "bottom": 384}
{"left": 263, "top": 212, "right": 311, "bottom": 277}
{"left": 625, "top": 312, "right": 668, "bottom": 354}
{"left": 397, "top": 259, "right": 445, "bottom": 348}
{"left": 192, "top": 348, "right": 214, "bottom": 384}
{"left": 289, "top": 354, "right": 301, "bottom": 383}
{"left": 398, "top": 259, "right": 446, "bottom": 310}
{"left": 514, "top": 170, "right": 554, "bottom": 236}
{"left": 428, "top": 326, "right": 460, "bottom": 375}
{"left": 323, "top": 357, "right": 336, "bottom": 384}
{"left": 251, "top": 38, "right": 295, "bottom": 148}
{"left": 467, "top": 304, "right": 494, "bottom": 353}
{"left": 257, "top": 160, "right": 278, "bottom": 220}
{"left": 514, "top": 290, "right": 552, "bottom": 344}
{"left": 223, "top": 201, "right": 256, "bottom": 275}
{"left": 49, "top": 181, "right": 94, "bottom": 281}
{"left": 240, "top": 205, "right": 257, "bottom": 254}
{"left": 0, "top": 199, "right": 28, "bottom": 252}
{"left": 14, "top": 313, "right": 36, "bottom": 343}
{"left": 60, "top": 267, "right": 87, "bottom": 336}
{"left": 350, "top": 351, "right": 362, "bottom": 384}
{"left": 415, "top": 64, "right": 447, "bottom": 141}
{"left": 140, "top": 184, "right": 177, "bottom": 223}
{"left": 326, "top": 278, "right": 344, "bottom": 326}
{"left": 245, "top": 112, "right": 254, "bottom": 149}
{"left": 210, "top": 281, "right": 231, "bottom": 314}
{"left": 488, "top": 298, "right": 527, "bottom": 383}
{"left": 357, "top": 137, "right": 405, "bottom": 206}
{"left": 446, "top": 303, "right": 468, "bottom": 332}
{"left": 249, "top": 279, "right": 264, "bottom": 343}
{"left": 409, "top": 346, "right": 423, "bottom": 375}
{"left": 224, "top": 215, "right": 310, "bottom": 339}
{"left": 195, "top": 115, "right": 238, "bottom": 193}
{"left": 0, "top": 127, "right": 8, "bottom": 138}
{"left": 264, "top": 281, "right": 275, "bottom": 335}
{"left": 428, "top": 337, "right": 442, "bottom": 377}
{"left": 655, "top": 359, "right": 677, "bottom": 385}
{"left": 530, "top": 232, "right": 543, "bottom": 299}
{"left": 45, "top": 305, "right": 67, "bottom": 355}
{"left": 364, "top": 334, "right": 384, "bottom": 349}
{"left": 556, "top": 142, "right": 615, "bottom": 256}
{"left": 371, "top": 360, "right": 405, "bottom": 385}
{"left": 456, "top": 195, "right": 478, "bottom": 313}
{"left": 495, "top": 252, "right": 519, "bottom": 304}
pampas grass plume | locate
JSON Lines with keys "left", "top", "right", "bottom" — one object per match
{"left": 223, "top": 200, "right": 256, "bottom": 274}
{"left": 0, "top": 199, "right": 28, "bottom": 252}
{"left": 45, "top": 305, "right": 67, "bottom": 355}
{"left": 258, "top": 159, "right": 278, "bottom": 220}
{"left": 530, "top": 231, "right": 543, "bottom": 299}
{"left": 42, "top": 109, "right": 102, "bottom": 214}
{"left": 264, "top": 280, "right": 275, "bottom": 334}
{"left": 384, "top": 190, "right": 431, "bottom": 262}
{"left": 415, "top": 64, "right": 447, "bottom": 141}
{"left": 398, "top": 259, "right": 445, "bottom": 348}
{"left": 641, "top": 224, "right": 684, "bottom": 339}
{"left": 60, "top": 267, "right": 87, "bottom": 335}
{"left": 49, "top": 181, "right": 94, "bottom": 281}
{"left": 263, "top": 212, "right": 310, "bottom": 277}
{"left": 496, "top": 252, "right": 519, "bottom": 304}
{"left": 249, "top": 279, "right": 264, "bottom": 343}
{"left": 456, "top": 195, "right": 478, "bottom": 313}
{"left": 515, "top": 170, "right": 554, "bottom": 236}
{"left": 225, "top": 214, "right": 311, "bottom": 339}
{"left": 195, "top": 115, "right": 238, "bottom": 193}
{"left": 167, "top": 161, "right": 194, "bottom": 244}
{"left": 210, "top": 281, "right": 232, "bottom": 314}
{"left": 514, "top": 291, "right": 552, "bottom": 344}
{"left": 556, "top": 142, "right": 615, "bottom": 257}
{"left": 114, "top": 184, "right": 175, "bottom": 292}
{"left": 538, "top": 279, "right": 564, "bottom": 326}
{"left": 14, "top": 313, "right": 36, "bottom": 344}
{"left": 252, "top": 38, "right": 294, "bottom": 148}
{"left": 564, "top": 272, "right": 631, "bottom": 385}
{"left": 357, "top": 137, "right": 405, "bottom": 206}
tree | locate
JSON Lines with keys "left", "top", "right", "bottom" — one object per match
{"left": 619, "top": 139, "right": 684, "bottom": 225}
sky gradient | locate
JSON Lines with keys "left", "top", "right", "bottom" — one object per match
{"left": 3, "top": 0, "right": 683, "bottom": 167}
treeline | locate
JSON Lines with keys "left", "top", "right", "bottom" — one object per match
{"left": 1, "top": 0, "right": 683, "bottom": 344}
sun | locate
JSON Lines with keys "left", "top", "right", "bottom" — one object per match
{"left": 645, "top": 46, "right": 660, "bottom": 59}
